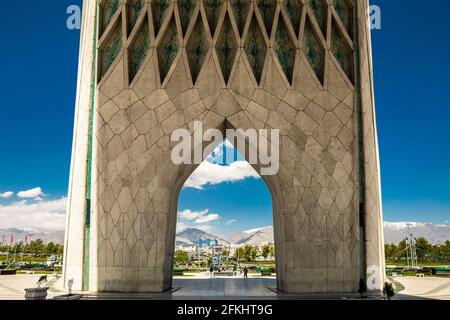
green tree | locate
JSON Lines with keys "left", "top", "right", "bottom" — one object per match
{"left": 243, "top": 245, "right": 253, "bottom": 261}
{"left": 384, "top": 243, "right": 397, "bottom": 262}
{"left": 415, "top": 237, "right": 431, "bottom": 261}
{"left": 395, "top": 239, "right": 408, "bottom": 261}
{"left": 174, "top": 250, "right": 189, "bottom": 265}
{"left": 45, "top": 242, "right": 57, "bottom": 255}
{"left": 250, "top": 247, "right": 257, "bottom": 261}
{"left": 443, "top": 240, "right": 450, "bottom": 261}
{"left": 28, "top": 239, "right": 45, "bottom": 256}
{"left": 234, "top": 245, "right": 256, "bottom": 262}
{"left": 235, "top": 246, "right": 244, "bottom": 261}
{"left": 262, "top": 244, "right": 271, "bottom": 260}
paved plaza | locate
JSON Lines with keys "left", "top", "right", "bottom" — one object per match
{"left": 0, "top": 274, "right": 63, "bottom": 300}
{"left": 1, "top": 274, "right": 448, "bottom": 300}
{"left": 394, "top": 276, "right": 450, "bottom": 300}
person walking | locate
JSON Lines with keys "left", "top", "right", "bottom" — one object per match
{"left": 243, "top": 266, "right": 248, "bottom": 279}
{"left": 209, "top": 266, "right": 214, "bottom": 278}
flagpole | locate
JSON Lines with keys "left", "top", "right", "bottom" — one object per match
{"left": 7, "top": 235, "right": 14, "bottom": 266}
{"left": 21, "top": 234, "right": 28, "bottom": 264}
{"left": 1, "top": 236, "right": 4, "bottom": 259}
{"left": 2, "top": 237, "right": 8, "bottom": 265}
{"left": 12, "top": 241, "right": 17, "bottom": 265}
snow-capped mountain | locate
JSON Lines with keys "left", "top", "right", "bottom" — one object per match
{"left": 224, "top": 226, "right": 274, "bottom": 245}
{"left": 383, "top": 222, "right": 450, "bottom": 244}
{"left": 175, "top": 228, "right": 230, "bottom": 247}
{"left": 182, "top": 221, "right": 450, "bottom": 247}
{"left": 3, "top": 221, "right": 448, "bottom": 248}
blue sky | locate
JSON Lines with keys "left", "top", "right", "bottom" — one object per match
{"left": 0, "top": 0, "right": 449, "bottom": 234}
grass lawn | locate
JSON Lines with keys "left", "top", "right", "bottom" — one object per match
{"left": 0, "top": 255, "right": 47, "bottom": 263}
{"left": 240, "top": 261, "right": 276, "bottom": 266}
{"left": 386, "top": 261, "right": 449, "bottom": 267}
{"left": 16, "top": 270, "right": 60, "bottom": 275}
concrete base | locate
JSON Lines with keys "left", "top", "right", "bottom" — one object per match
{"left": 80, "top": 278, "right": 383, "bottom": 300}
{"left": 24, "top": 287, "right": 49, "bottom": 300}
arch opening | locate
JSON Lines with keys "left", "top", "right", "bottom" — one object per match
{"left": 169, "top": 138, "right": 280, "bottom": 296}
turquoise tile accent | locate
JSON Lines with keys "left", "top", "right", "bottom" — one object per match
{"left": 244, "top": 15, "right": 267, "bottom": 84}
{"left": 275, "top": 16, "right": 296, "bottom": 84}
{"left": 216, "top": 14, "right": 238, "bottom": 83}
{"left": 331, "top": 23, "right": 353, "bottom": 82}
{"left": 257, "top": 0, "right": 277, "bottom": 36}
{"left": 307, "top": 0, "right": 327, "bottom": 35}
{"left": 303, "top": 18, "right": 324, "bottom": 84}
{"left": 230, "top": 0, "right": 251, "bottom": 37}
{"left": 203, "top": 0, "right": 224, "bottom": 37}
{"left": 153, "top": 0, "right": 170, "bottom": 36}
{"left": 102, "top": 0, "right": 120, "bottom": 33}
{"left": 129, "top": 21, "right": 150, "bottom": 81}
{"left": 186, "top": 17, "right": 208, "bottom": 83}
{"left": 333, "top": 0, "right": 352, "bottom": 36}
{"left": 283, "top": 0, "right": 302, "bottom": 36}
{"left": 101, "top": 24, "right": 122, "bottom": 77}
{"left": 157, "top": 16, "right": 179, "bottom": 83}
{"left": 178, "top": 0, "right": 196, "bottom": 36}
{"left": 128, "top": 0, "right": 144, "bottom": 35}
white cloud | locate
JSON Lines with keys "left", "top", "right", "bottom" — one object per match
{"left": 195, "top": 213, "right": 219, "bottom": 224}
{"left": 226, "top": 219, "right": 237, "bottom": 226}
{"left": 0, "top": 198, "right": 67, "bottom": 232}
{"left": 195, "top": 225, "right": 213, "bottom": 232}
{"left": 178, "top": 209, "right": 220, "bottom": 224}
{"left": 179, "top": 209, "right": 209, "bottom": 221}
{"left": 0, "top": 191, "right": 14, "bottom": 199}
{"left": 176, "top": 221, "right": 188, "bottom": 232}
{"left": 177, "top": 209, "right": 220, "bottom": 233}
{"left": 17, "top": 187, "right": 45, "bottom": 199}
{"left": 184, "top": 161, "right": 260, "bottom": 189}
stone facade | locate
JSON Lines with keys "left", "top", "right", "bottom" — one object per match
{"left": 63, "top": 0, "right": 385, "bottom": 294}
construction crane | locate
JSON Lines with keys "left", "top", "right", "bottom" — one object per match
{"left": 405, "top": 223, "right": 418, "bottom": 269}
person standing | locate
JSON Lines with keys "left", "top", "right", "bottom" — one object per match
{"left": 243, "top": 266, "right": 248, "bottom": 279}
{"left": 209, "top": 266, "right": 214, "bottom": 278}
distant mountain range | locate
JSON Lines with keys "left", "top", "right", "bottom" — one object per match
{"left": 224, "top": 226, "right": 274, "bottom": 245}
{"left": 176, "top": 222, "right": 450, "bottom": 246}
{"left": 0, "top": 228, "right": 65, "bottom": 244}
{"left": 175, "top": 226, "right": 275, "bottom": 247}
{"left": 176, "top": 228, "right": 231, "bottom": 247}
{"left": 2, "top": 221, "right": 448, "bottom": 247}
{"left": 383, "top": 222, "right": 450, "bottom": 244}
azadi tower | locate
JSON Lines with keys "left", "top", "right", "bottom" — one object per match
{"left": 64, "top": 0, "right": 385, "bottom": 295}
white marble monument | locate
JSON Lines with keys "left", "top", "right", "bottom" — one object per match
{"left": 63, "top": 0, "right": 385, "bottom": 294}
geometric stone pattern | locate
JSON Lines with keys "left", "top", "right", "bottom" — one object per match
{"left": 64, "top": 0, "right": 385, "bottom": 295}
